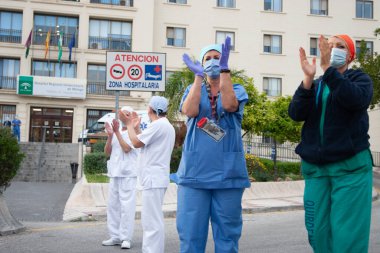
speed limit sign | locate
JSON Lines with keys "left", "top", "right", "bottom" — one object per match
{"left": 106, "top": 52, "right": 166, "bottom": 92}
{"left": 127, "top": 65, "right": 143, "bottom": 80}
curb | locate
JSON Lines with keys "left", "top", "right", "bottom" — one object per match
{"left": 66, "top": 188, "right": 379, "bottom": 222}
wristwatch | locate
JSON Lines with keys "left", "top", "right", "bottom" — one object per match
{"left": 220, "top": 69, "right": 231, "bottom": 73}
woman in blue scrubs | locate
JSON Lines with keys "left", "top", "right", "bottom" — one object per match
{"left": 170, "top": 37, "right": 251, "bottom": 253}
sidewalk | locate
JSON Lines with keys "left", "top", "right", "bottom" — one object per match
{"left": 63, "top": 169, "right": 380, "bottom": 222}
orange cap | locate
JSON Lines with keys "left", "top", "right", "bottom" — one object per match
{"left": 334, "top": 34, "right": 356, "bottom": 63}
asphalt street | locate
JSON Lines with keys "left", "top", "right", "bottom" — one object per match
{"left": 3, "top": 181, "right": 74, "bottom": 222}
{"left": 0, "top": 200, "right": 379, "bottom": 253}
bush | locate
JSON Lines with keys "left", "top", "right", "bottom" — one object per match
{"left": 0, "top": 128, "right": 25, "bottom": 194}
{"left": 245, "top": 154, "right": 270, "bottom": 181}
{"left": 92, "top": 141, "right": 106, "bottom": 153}
{"left": 170, "top": 146, "right": 182, "bottom": 174}
{"left": 84, "top": 152, "right": 108, "bottom": 174}
{"left": 257, "top": 157, "right": 302, "bottom": 180}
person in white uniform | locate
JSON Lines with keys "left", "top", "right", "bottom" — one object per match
{"left": 119, "top": 96, "right": 175, "bottom": 253}
{"left": 102, "top": 106, "right": 140, "bottom": 249}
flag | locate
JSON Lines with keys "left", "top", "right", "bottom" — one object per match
{"left": 24, "top": 29, "right": 32, "bottom": 58}
{"left": 44, "top": 30, "right": 51, "bottom": 59}
{"left": 68, "top": 31, "right": 75, "bottom": 64}
{"left": 58, "top": 32, "right": 63, "bottom": 62}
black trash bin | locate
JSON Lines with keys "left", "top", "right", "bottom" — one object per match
{"left": 70, "top": 162, "right": 79, "bottom": 179}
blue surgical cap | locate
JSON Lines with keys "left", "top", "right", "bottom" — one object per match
{"left": 149, "top": 96, "right": 168, "bottom": 113}
{"left": 199, "top": 44, "right": 222, "bottom": 64}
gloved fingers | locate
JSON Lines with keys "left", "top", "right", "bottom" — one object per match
{"left": 182, "top": 53, "right": 192, "bottom": 65}
{"left": 224, "top": 36, "right": 231, "bottom": 52}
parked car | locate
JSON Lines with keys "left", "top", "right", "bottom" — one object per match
{"left": 78, "top": 110, "right": 149, "bottom": 143}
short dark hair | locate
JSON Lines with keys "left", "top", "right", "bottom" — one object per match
{"left": 152, "top": 109, "right": 167, "bottom": 116}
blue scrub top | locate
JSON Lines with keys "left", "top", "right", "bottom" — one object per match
{"left": 170, "top": 82, "right": 251, "bottom": 189}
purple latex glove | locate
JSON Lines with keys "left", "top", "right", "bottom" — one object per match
{"left": 182, "top": 53, "right": 204, "bottom": 77}
{"left": 219, "top": 36, "right": 231, "bottom": 70}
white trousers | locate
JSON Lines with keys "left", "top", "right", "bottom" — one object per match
{"left": 141, "top": 188, "right": 167, "bottom": 253}
{"left": 107, "top": 177, "right": 137, "bottom": 241}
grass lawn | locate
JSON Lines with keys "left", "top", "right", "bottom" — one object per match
{"left": 85, "top": 172, "right": 109, "bottom": 183}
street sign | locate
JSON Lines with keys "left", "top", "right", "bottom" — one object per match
{"left": 106, "top": 52, "right": 166, "bottom": 92}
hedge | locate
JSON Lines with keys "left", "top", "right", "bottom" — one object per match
{"left": 83, "top": 152, "right": 108, "bottom": 174}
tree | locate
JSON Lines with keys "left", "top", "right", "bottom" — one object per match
{"left": 0, "top": 127, "right": 25, "bottom": 235}
{"left": 353, "top": 39, "right": 380, "bottom": 108}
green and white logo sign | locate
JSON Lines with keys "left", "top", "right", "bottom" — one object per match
{"left": 18, "top": 76, "right": 33, "bottom": 95}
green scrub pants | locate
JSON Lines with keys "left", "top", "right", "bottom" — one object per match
{"left": 303, "top": 170, "right": 373, "bottom": 253}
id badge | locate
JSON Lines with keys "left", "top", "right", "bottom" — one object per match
{"left": 197, "top": 117, "right": 226, "bottom": 142}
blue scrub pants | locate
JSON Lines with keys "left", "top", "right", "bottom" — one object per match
{"left": 176, "top": 186, "right": 244, "bottom": 253}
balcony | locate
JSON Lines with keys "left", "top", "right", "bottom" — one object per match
{"left": 0, "top": 29, "right": 22, "bottom": 44}
{"left": 0, "top": 76, "right": 17, "bottom": 90}
{"left": 90, "top": 0, "right": 133, "bottom": 7}
{"left": 87, "top": 81, "right": 130, "bottom": 96}
{"left": 33, "top": 28, "right": 77, "bottom": 47}
{"left": 88, "top": 36, "right": 132, "bottom": 51}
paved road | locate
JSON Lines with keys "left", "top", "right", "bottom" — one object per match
{"left": 0, "top": 200, "right": 379, "bottom": 253}
{"left": 3, "top": 182, "right": 74, "bottom": 222}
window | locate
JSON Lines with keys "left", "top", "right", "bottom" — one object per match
{"left": 310, "top": 0, "right": 328, "bottom": 15}
{"left": 310, "top": 38, "right": 320, "bottom": 56}
{"left": 263, "top": 77, "right": 281, "bottom": 96}
{"left": 356, "top": 40, "right": 373, "bottom": 57}
{"left": 89, "top": 19, "right": 132, "bottom": 50}
{"left": 0, "top": 58, "right": 20, "bottom": 90}
{"left": 86, "top": 109, "right": 112, "bottom": 129}
{"left": 168, "top": 0, "right": 187, "bottom": 3}
{"left": 263, "top": 34, "right": 282, "bottom": 54}
{"left": 264, "top": 0, "right": 282, "bottom": 12}
{"left": 0, "top": 11, "right": 22, "bottom": 43}
{"left": 32, "top": 61, "right": 77, "bottom": 78}
{"left": 87, "top": 64, "right": 130, "bottom": 96}
{"left": 90, "top": 0, "right": 133, "bottom": 6}
{"left": 217, "top": 0, "right": 236, "bottom": 8}
{"left": 356, "top": 0, "right": 373, "bottom": 19}
{"left": 34, "top": 14, "right": 78, "bottom": 47}
{"left": 166, "top": 27, "right": 186, "bottom": 47}
{"left": 0, "top": 105, "right": 16, "bottom": 126}
{"left": 216, "top": 31, "right": 235, "bottom": 50}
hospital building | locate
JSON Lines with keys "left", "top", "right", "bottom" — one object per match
{"left": 0, "top": 0, "right": 379, "bottom": 150}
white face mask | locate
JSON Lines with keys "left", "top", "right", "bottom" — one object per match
{"left": 330, "top": 48, "right": 347, "bottom": 68}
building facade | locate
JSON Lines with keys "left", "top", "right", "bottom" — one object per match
{"left": 0, "top": 0, "right": 379, "bottom": 149}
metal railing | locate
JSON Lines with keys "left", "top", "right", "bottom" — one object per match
{"left": 372, "top": 151, "right": 380, "bottom": 167}
{"left": 0, "top": 29, "right": 22, "bottom": 43}
{"left": 90, "top": 0, "right": 133, "bottom": 7}
{"left": 87, "top": 81, "right": 130, "bottom": 96}
{"left": 33, "top": 28, "right": 77, "bottom": 47}
{"left": 243, "top": 137, "right": 380, "bottom": 167}
{"left": 88, "top": 36, "right": 132, "bottom": 51}
{"left": 0, "top": 76, "right": 17, "bottom": 90}
{"left": 244, "top": 138, "right": 300, "bottom": 162}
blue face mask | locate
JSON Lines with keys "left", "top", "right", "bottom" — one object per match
{"left": 203, "top": 58, "right": 220, "bottom": 79}
{"left": 330, "top": 48, "right": 347, "bottom": 68}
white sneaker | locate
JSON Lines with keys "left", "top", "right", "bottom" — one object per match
{"left": 121, "top": 240, "right": 131, "bottom": 249}
{"left": 102, "top": 238, "right": 122, "bottom": 246}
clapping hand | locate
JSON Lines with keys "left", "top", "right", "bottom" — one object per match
{"left": 111, "top": 119, "right": 120, "bottom": 133}
{"left": 319, "top": 35, "right": 331, "bottom": 72}
{"left": 182, "top": 54, "right": 204, "bottom": 77}
{"left": 105, "top": 122, "right": 113, "bottom": 136}
{"left": 130, "top": 112, "right": 141, "bottom": 130}
{"left": 219, "top": 36, "right": 231, "bottom": 70}
{"left": 299, "top": 47, "right": 316, "bottom": 89}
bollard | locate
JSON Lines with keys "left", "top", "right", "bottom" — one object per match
{"left": 70, "top": 162, "right": 79, "bottom": 179}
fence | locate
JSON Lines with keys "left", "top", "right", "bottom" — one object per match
{"left": 243, "top": 137, "right": 300, "bottom": 162}
{"left": 243, "top": 137, "right": 380, "bottom": 167}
